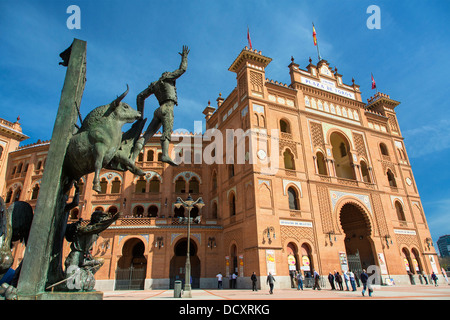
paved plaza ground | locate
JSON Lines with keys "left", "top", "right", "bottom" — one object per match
{"left": 103, "top": 283, "right": 450, "bottom": 300}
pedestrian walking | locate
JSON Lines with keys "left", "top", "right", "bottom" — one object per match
{"left": 313, "top": 269, "right": 321, "bottom": 290}
{"left": 431, "top": 272, "right": 438, "bottom": 286}
{"left": 232, "top": 272, "right": 237, "bottom": 289}
{"left": 266, "top": 272, "right": 276, "bottom": 294}
{"left": 343, "top": 270, "right": 350, "bottom": 291}
{"left": 360, "top": 269, "right": 371, "bottom": 296}
{"left": 216, "top": 272, "right": 223, "bottom": 289}
{"left": 328, "top": 272, "right": 336, "bottom": 290}
{"left": 251, "top": 272, "right": 258, "bottom": 291}
{"left": 349, "top": 270, "right": 357, "bottom": 291}
{"left": 297, "top": 271, "right": 304, "bottom": 290}
{"left": 335, "top": 272, "right": 343, "bottom": 291}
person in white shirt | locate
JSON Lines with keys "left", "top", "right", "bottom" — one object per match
{"left": 216, "top": 272, "right": 223, "bottom": 289}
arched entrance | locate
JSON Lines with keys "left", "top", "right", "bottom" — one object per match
{"left": 287, "top": 242, "right": 300, "bottom": 288}
{"left": 115, "top": 238, "right": 147, "bottom": 290}
{"left": 169, "top": 238, "right": 200, "bottom": 289}
{"left": 339, "top": 202, "right": 376, "bottom": 275}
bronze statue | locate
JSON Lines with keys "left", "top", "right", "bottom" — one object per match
{"left": 0, "top": 198, "right": 34, "bottom": 300}
{"left": 132, "top": 45, "right": 190, "bottom": 166}
{"left": 64, "top": 85, "right": 145, "bottom": 193}
{"left": 62, "top": 210, "right": 119, "bottom": 291}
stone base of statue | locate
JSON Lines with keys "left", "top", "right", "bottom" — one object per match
{"left": 18, "top": 291, "right": 103, "bottom": 300}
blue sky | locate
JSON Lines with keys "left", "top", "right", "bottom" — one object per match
{"left": 1, "top": 0, "right": 449, "bottom": 246}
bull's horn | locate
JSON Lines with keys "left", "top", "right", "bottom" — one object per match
{"left": 112, "top": 84, "right": 129, "bottom": 107}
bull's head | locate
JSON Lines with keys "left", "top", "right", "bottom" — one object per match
{"left": 110, "top": 85, "right": 141, "bottom": 123}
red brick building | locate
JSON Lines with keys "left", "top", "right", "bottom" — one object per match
{"left": 1, "top": 47, "right": 440, "bottom": 290}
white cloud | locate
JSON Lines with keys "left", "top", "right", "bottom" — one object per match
{"left": 403, "top": 119, "right": 450, "bottom": 158}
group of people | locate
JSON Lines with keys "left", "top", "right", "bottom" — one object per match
{"left": 215, "top": 272, "right": 238, "bottom": 289}
{"left": 326, "top": 269, "right": 372, "bottom": 296}
{"left": 216, "top": 269, "right": 445, "bottom": 295}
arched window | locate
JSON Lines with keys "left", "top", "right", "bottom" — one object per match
{"left": 212, "top": 201, "right": 218, "bottom": 219}
{"left": 36, "top": 161, "right": 42, "bottom": 170}
{"left": 174, "top": 205, "right": 184, "bottom": 218}
{"left": 17, "top": 163, "right": 23, "bottom": 174}
{"left": 175, "top": 177, "right": 185, "bottom": 193}
{"left": 360, "top": 161, "right": 371, "bottom": 183}
{"left": 31, "top": 184, "right": 40, "bottom": 200}
{"left": 14, "top": 188, "right": 21, "bottom": 202}
{"left": 148, "top": 205, "right": 158, "bottom": 217}
{"left": 283, "top": 149, "right": 295, "bottom": 170}
{"left": 133, "top": 205, "right": 144, "bottom": 217}
{"left": 99, "top": 178, "right": 108, "bottom": 194}
{"left": 149, "top": 177, "right": 160, "bottom": 193}
{"left": 108, "top": 206, "right": 118, "bottom": 214}
{"left": 387, "top": 169, "right": 397, "bottom": 187}
{"left": 280, "top": 119, "right": 290, "bottom": 133}
{"left": 138, "top": 152, "right": 144, "bottom": 162}
{"left": 316, "top": 152, "right": 327, "bottom": 175}
{"left": 330, "top": 132, "right": 355, "bottom": 180}
{"left": 287, "top": 187, "right": 299, "bottom": 210}
{"left": 189, "top": 177, "right": 199, "bottom": 194}
{"left": 5, "top": 188, "right": 13, "bottom": 203}
{"left": 395, "top": 201, "right": 406, "bottom": 221}
{"left": 380, "top": 143, "right": 389, "bottom": 156}
{"left": 135, "top": 177, "right": 147, "bottom": 193}
{"left": 94, "top": 206, "right": 104, "bottom": 212}
{"left": 111, "top": 177, "right": 121, "bottom": 193}
{"left": 147, "top": 150, "right": 154, "bottom": 161}
{"left": 229, "top": 193, "right": 236, "bottom": 216}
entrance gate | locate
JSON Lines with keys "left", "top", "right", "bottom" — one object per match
{"left": 347, "top": 250, "right": 363, "bottom": 276}
{"left": 115, "top": 266, "right": 146, "bottom": 290}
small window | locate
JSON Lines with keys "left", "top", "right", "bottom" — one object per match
{"left": 280, "top": 119, "right": 290, "bottom": 133}
{"left": 31, "top": 184, "right": 40, "bottom": 200}
{"left": 387, "top": 169, "right": 396, "bottom": 187}
{"left": 135, "top": 178, "right": 146, "bottom": 193}
{"left": 147, "top": 150, "right": 154, "bottom": 161}
{"left": 283, "top": 149, "right": 295, "bottom": 170}
{"left": 380, "top": 143, "right": 389, "bottom": 156}
{"left": 360, "top": 161, "right": 371, "bottom": 183}
{"left": 99, "top": 178, "right": 108, "bottom": 194}
{"left": 111, "top": 178, "right": 121, "bottom": 193}
{"left": 316, "top": 152, "right": 327, "bottom": 175}
{"left": 229, "top": 193, "right": 236, "bottom": 216}
{"left": 395, "top": 201, "right": 406, "bottom": 221}
{"left": 149, "top": 178, "right": 160, "bottom": 193}
{"left": 287, "top": 187, "right": 299, "bottom": 210}
{"left": 175, "top": 177, "right": 185, "bottom": 193}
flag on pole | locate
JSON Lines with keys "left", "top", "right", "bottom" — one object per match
{"left": 312, "top": 22, "right": 321, "bottom": 61}
{"left": 247, "top": 27, "right": 252, "bottom": 49}
{"left": 312, "top": 24, "right": 317, "bottom": 46}
{"left": 371, "top": 73, "right": 377, "bottom": 90}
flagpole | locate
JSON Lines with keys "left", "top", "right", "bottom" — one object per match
{"left": 313, "top": 22, "right": 322, "bottom": 61}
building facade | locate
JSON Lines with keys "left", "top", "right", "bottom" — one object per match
{"left": 1, "top": 47, "right": 441, "bottom": 290}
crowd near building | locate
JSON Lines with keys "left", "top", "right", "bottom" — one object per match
{"left": 0, "top": 47, "right": 441, "bottom": 291}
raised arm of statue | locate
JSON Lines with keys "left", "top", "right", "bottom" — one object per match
{"left": 164, "top": 45, "right": 189, "bottom": 80}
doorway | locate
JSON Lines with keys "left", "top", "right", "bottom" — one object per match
{"left": 339, "top": 203, "right": 376, "bottom": 276}
{"left": 115, "top": 238, "right": 147, "bottom": 290}
{"left": 169, "top": 238, "right": 200, "bottom": 289}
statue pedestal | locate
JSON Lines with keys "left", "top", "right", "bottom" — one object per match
{"left": 18, "top": 291, "right": 103, "bottom": 300}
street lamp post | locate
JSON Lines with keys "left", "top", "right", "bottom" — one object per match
{"left": 174, "top": 194, "right": 204, "bottom": 298}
